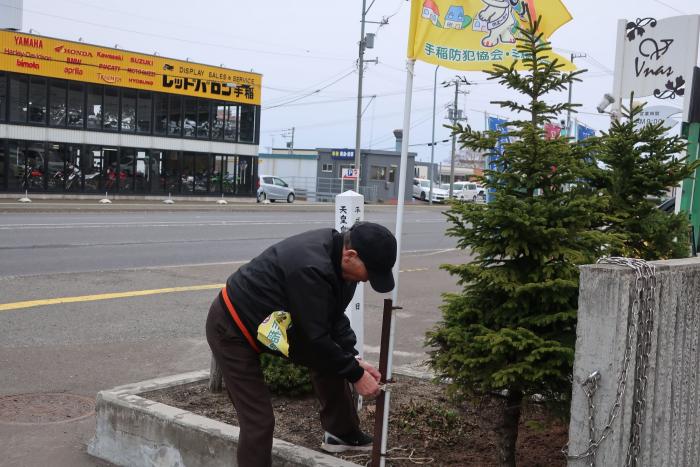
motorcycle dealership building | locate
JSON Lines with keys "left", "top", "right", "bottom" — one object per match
{"left": 0, "top": 30, "right": 261, "bottom": 197}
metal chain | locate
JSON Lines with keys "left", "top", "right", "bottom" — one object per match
{"left": 565, "top": 257, "right": 656, "bottom": 466}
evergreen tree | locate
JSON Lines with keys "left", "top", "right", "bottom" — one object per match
{"left": 594, "top": 101, "right": 699, "bottom": 259}
{"left": 425, "top": 17, "right": 615, "bottom": 467}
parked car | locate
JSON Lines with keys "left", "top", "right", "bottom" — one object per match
{"left": 458, "top": 182, "right": 486, "bottom": 202}
{"left": 412, "top": 178, "right": 448, "bottom": 203}
{"left": 439, "top": 181, "right": 468, "bottom": 198}
{"left": 257, "top": 175, "right": 295, "bottom": 203}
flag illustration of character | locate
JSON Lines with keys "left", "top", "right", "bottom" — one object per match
{"left": 473, "top": 0, "right": 519, "bottom": 47}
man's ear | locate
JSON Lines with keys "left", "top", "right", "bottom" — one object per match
{"left": 343, "top": 248, "right": 359, "bottom": 259}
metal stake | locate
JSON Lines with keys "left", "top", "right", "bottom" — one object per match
{"left": 370, "top": 298, "right": 400, "bottom": 467}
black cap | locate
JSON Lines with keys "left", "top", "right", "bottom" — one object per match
{"left": 349, "top": 222, "right": 397, "bottom": 293}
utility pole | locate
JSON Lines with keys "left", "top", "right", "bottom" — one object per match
{"left": 443, "top": 77, "right": 471, "bottom": 198}
{"left": 566, "top": 53, "right": 586, "bottom": 136}
{"left": 281, "top": 127, "right": 295, "bottom": 154}
{"left": 354, "top": 0, "right": 385, "bottom": 192}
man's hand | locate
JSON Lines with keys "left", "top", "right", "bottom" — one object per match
{"left": 353, "top": 370, "right": 381, "bottom": 397}
{"left": 357, "top": 359, "right": 381, "bottom": 382}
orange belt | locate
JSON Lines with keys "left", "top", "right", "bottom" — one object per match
{"left": 221, "top": 286, "right": 261, "bottom": 353}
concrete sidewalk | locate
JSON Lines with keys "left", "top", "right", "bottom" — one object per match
{"left": 0, "top": 193, "right": 434, "bottom": 213}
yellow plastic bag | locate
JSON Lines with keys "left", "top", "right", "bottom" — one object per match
{"left": 257, "top": 311, "right": 292, "bottom": 357}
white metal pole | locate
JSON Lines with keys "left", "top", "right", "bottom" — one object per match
{"left": 429, "top": 65, "right": 439, "bottom": 206}
{"left": 381, "top": 58, "right": 415, "bottom": 467}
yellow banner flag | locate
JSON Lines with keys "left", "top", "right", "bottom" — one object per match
{"left": 407, "top": 0, "right": 574, "bottom": 71}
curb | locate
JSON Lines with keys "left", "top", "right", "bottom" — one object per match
{"left": 88, "top": 370, "right": 358, "bottom": 467}
{"left": 88, "top": 365, "right": 434, "bottom": 467}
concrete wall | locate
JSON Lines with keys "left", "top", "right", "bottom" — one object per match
{"left": 568, "top": 257, "right": 700, "bottom": 466}
{"left": 88, "top": 370, "right": 357, "bottom": 467}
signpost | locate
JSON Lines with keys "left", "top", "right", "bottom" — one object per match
{"left": 334, "top": 190, "right": 365, "bottom": 358}
{"left": 610, "top": 15, "right": 700, "bottom": 251}
{"left": 341, "top": 168, "right": 359, "bottom": 193}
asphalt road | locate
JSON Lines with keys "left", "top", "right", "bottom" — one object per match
{"left": 0, "top": 203, "right": 472, "bottom": 467}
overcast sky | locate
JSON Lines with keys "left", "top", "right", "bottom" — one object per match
{"left": 18, "top": 0, "right": 700, "bottom": 163}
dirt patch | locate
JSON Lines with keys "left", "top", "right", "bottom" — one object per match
{"left": 144, "top": 375, "right": 567, "bottom": 466}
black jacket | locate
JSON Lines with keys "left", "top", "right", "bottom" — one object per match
{"left": 223, "top": 228, "right": 363, "bottom": 382}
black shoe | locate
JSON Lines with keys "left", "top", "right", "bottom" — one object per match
{"left": 321, "top": 429, "right": 373, "bottom": 453}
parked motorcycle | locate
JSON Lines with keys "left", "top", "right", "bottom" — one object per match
{"left": 51, "top": 162, "right": 82, "bottom": 191}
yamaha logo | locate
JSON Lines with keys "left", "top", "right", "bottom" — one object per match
{"left": 14, "top": 36, "right": 43, "bottom": 48}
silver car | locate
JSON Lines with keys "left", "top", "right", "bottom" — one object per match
{"left": 257, "top": 175, "right": 295, "bottom": 203}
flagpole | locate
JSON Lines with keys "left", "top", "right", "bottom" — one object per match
{"left": 382, "top": 57, "right": 415, "bottom": 467}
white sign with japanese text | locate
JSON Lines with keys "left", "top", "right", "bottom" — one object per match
{"left": 335, "top": 190, "right": 365, "bottom": 357}
{"left": 634, "top": 105, "right": 682, "bottom": 130}
{"left": 613, "top": 15, "right": 700, "bottom": 119}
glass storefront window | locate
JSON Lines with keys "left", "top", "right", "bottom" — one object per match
{"left": 137, "top": 91, "right": 152, "bottom": 134}
{"left": 197, "top": 100, "right": 209, "bottom": 139}
{"left": 168, "top": 95, "right": 182, "bottom": 137}
{"left": 154, "top": 93, "right": 167, "bottom": 135}
{"left": 134, "top": 150, "right": 150, "bottom": 192}
{"left": 67, "top": 82, "right": 84, "bottom": 128}
{"left": 49, "top": 80, "right": 67, "bottom": 127}
{"left": 0, "top": 72, "right": 6, "bottom": 122}
{"left": 121, "top": 90, "right": 136, "bottom": 132}
{"left": 0, "top": 140, "right": 4, "bottom": 191}
{"left": 237, "top": 156, "right": 253, "bottom": 195}
{"left": 103, "top": 88, "right": 119, "bottom": 131}
{"left": 9, "top": 75, "right": 28, "bottom": 123}
{"left": 28, "top": 78, "right": 47, "bottom": 124}
{"left": 86, "top": 85, "right": 102, "bottom": 130}
{"left": 22, "top": 142, "right": 46, "bottom": 190}
{"left": 211, "top": 103, "right": 224, "bottom": 140}
{"left": 194, "top": 153, "right": 209, "bottom": 193}
{"left": 8, "top": 141, "right": 22, "bottom": 192}
{"left": 214, "top": 155, "right": 231, "bottom": 193}
{"left": 183, "top": 98, "right": 197, "bottom": 138}
{"left": 162, "top": 150, "right": 179, "bottom": 194}
{"left": 46, "top": 143, "right": 66, "bottom": 192}
{"left": 119, "top": 148, "right": 135, "bottom": 192}
{"left": 83, "top": 146, "right": 102, "bottom": 193}
{"left": 67, "top": 145, "right": 83, "bottom": 192}
{"left": 224, "top": 105, "right": 237, "bottom": 141}
{"left": 102, "top": 147, "right": 120, "bottom": 191}
{"left": 239, "top": 105, "right": 256, "bottom": 143}
{"left": 148, "top": 150, "right": 163, "bottom": 193}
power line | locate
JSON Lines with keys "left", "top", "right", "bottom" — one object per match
{"left": 262, "top": 69, "right": 357, "bottom": 110}
{"left": 4, "top": 1, "right": 353, "bottom": 63}
{"left": 262, "top": 66, "right": 356, "bottom": 106}
{"left": 651, "top": 0, "right": 687, "bottom": 14}
{"left": 54, "top": 0, "right": 322, "bottom": 56}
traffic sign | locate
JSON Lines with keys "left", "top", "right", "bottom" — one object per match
{"left": 342, "top": 168, "right": 359, "bottom": 179}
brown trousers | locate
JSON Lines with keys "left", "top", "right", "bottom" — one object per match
{"left": 205, "top": 296, "right": 360, "bottom": 467}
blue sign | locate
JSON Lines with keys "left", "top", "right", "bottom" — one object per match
{"left": 330, "top": 149, "right": 355, "bottom": 159}
{"left": 486, "top": 117, "right": 509, "bottom": 203}
{"left": 576, "top": 124, "right": 595, "bottom": 141}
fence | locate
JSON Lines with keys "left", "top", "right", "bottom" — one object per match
{"left": 280, "top": 176, "right": 378, "bottom": 203}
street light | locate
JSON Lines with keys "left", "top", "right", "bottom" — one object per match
{"left": 428, "top": 65, "right": 440, "bottom": 205}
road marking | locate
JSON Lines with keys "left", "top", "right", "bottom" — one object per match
{"left": 0, "top": 284, "right": 224, "bottom": 312}
{"left": 0, "top": 267, "right": 433, "bottom": 312}
{"left": 0, "top": 220, "right": 331, "bottom": 230}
